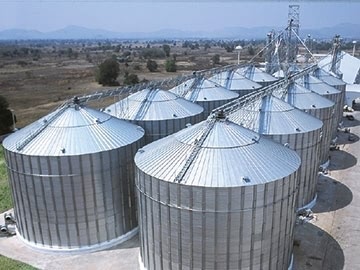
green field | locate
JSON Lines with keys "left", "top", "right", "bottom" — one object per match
{"left": 0, "top": 145, "right": 12, "bottom": 213}
{"left": 0, "top": 255, "right": 37, "bottom": 270}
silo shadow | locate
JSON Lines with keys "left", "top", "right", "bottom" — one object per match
{"left": 342, "top": 115, "right": 360, "bottom": 128}
{"left": 328, "top": 150, "right": 357, "bottom": 170}
{"left": 336, "top": 132, "right": 359, "bottom": 144}
{"left": 312, "top": 175, "right": 352, "bottom": 213}
{"left": 293, "top": 222, "right": 344, "bottom": 270}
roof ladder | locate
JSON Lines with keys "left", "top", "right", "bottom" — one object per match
{"left": 16, "top": 103, "right": 69, "bottom": 151}
{"left": 174, "top": 116, "right": 217, "bottom": 183}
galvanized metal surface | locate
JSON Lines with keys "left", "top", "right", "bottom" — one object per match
{"left": 228, "top": 95, "right": 323, "bottom": 208}
{"left": 209, "top": 70, "right": 262, "bottom": 97}
{"left": 313, "top": 68, "right": 346, "bottom": 126}
{"left": 105, "top": 88, "right": 204, "bottom": 144}
{"left": 136, "top": 118, "right": 301, "bottom": 186}
{"left": 235, "top": 65, "right": 278, "bottom": 87}
{"left": 135, "top": 118, "right": 300, "bottom": 270}
{"left": 275, "top": 82, "right": 335, "bottom": 165}
{"left": 170, "top": 78, "right": 239, "bottom": 118}
{"left": 319, "top": 51, "right": 360, "bottom": 84}
{"left": 3, "top": 105, "right": 145, "bottom": 252}
{"left": 296, "top": 73, "right": 342, "bottom": 148}
{"left": 4, "top": 106, "right": 144, "bottom": 155}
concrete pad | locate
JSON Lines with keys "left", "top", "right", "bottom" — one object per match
{"left": 294, "top": 111, "right": 360, "bottom": 270}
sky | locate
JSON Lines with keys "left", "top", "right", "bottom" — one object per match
{"left": 0, "top": 1, "right": 359, "bottom": 32}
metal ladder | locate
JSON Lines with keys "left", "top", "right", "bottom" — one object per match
{"left": 174, "top": 116, "right": 217, "bottom": 183}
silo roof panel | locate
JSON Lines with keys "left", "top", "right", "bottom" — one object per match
{"left": 170, "top": 78, "right": 239, "bottom": 101}
{"left": 209, "top": 71, "right": 262, "bottom": 90}
{"left": 135, "top": 118, "right": 301, "bottom": 187}
{"left": 3, "top": 105, "right": 144, "bottom": 156}
{"left": 278, "top": 82, "right": 335, "bottom": 110}
{"left": 106, "top": 88, "right": 203, "bottom": 121}
{"left": 296, "top": 74, "right": 341, "bottom": 95}
{"left": 228, "top": 95, "right": 323, "bottom": 135}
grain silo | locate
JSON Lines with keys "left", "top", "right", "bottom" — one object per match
{"left": 105, "top": 88, "right": 203, "bottom": 144}
{"left": 229, "top": 95, "right": 323, "bottom": 209}
{"left": 296, "top": 74, "right": 342, "bottom": 139}
{"left": 313, "top": 68, "right": 346, "bottom": 123}
{"left": 235, "top": 65, "right": 278, "bottom": 86}
{"left": 2, "top": 100, "right": 145, "bottom": 252}
{"left": 135, "top": 112, "right": 301, "bottom": 270}
{"left": 209, "top": 70, "right": 262, "bottom": 97}
{"left": 169, "top": 77, "right": 239, "bottom": 118}
{"left": 275, "top": 82, "right": 335, "bottom": 166}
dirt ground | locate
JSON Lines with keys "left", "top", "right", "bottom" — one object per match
{"left": 0, "top": 41, "right": 257, "bottom": 128}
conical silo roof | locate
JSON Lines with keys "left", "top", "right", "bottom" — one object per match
{"left": 209, "top": 70, "right": 262, "bottom": 91}
{"left": 273, "top": 69, "right": 285, "bottom": 78}
{"left": 296, "top": 74, "right": 341, "bottom": 96}
{"left": 228, "top": 95, "right": 323, "bottom": 135}
{"left": 278, "top": 82, "right": 335, "bottom": 110}
{"left": 105, "top": 88, "right": 203, "bottom": 121}
{"left": 236, "top": 65, "right": 278, "bottom": 84}
{"left": 135, "top": 115, "right": 301, "bottom": 187}
{"left": 3, "top": 104, "right": 144, "bottom": 156}
{"left": 170, "top": 78, "right": 239, "bottom": 102}
{"left": 313, "top": 68, "right": 346, "bottom": 87}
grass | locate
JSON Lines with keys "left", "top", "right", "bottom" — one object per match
{"left": 0, "top": 255, "right": 37, "bottom": 270}
{"left": 0, "top": 145, "right": 12, "bottom": 213}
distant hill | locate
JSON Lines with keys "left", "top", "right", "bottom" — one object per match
{"left": 0, "top": 23, "right": 359, "bottom": 40}
{"left": 301, "top": 23, "right": 360, "bottom": 40}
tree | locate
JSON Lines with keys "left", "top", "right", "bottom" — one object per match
{"left": 124, "top": 72, "right": 139, "bottom": 85}
{"left": 211, "top": 54, "right": 220, "bottom": 65}
{"left": 146, "top": 59, "right": 158, "bottom": 72}
{"left": 141, "top": 48, "right": 165, "bottom": 59}
{"left": 165, "top": 59, "right": 177, "bottom": 72}
{"left": 224, "top": 45, "right": 234, "bottom": 53}
{"left": 247, "top": 45, "right": 255, "bottom": 56}
{"left": 0, "top": 95, "right": 15, "bottom": 135}
{"left": 162, "top": 44, "right": 171, "bottom": 57}
{"left": 96, "top": 58, "right": 120, "bottom": 86}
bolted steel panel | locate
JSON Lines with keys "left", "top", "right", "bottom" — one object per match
{"left": 3, "top": 105, "right": 144, "bottom": 252}
{"left": 313, "top": 68, "right": 347, "bottom": 128}
{"left": 135, "top": 118, "right": 300, "bottom": 270}
{"left": 229, "top": 95, "right": 323, "bottom": 208}
{"left": 209, "top": 70, "right": 262, "bottom": 97}
{"left": 105, "top": 88, "right": 204, "bottom": 144}
{"left": 235, "top": 65, "right": 279, "bottom": 87}
{"left": 278, "top": 82, "right": 335, "bottom": 165}
{"left": 170, "top": 78, "right": 239, "bottom": 119}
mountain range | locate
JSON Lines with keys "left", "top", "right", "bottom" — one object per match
{"left": 0, "top": 23, "right": 359, "bottom": 40}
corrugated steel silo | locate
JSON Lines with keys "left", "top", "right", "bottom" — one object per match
{"left": 169, "top": 77, "right": 239, "bottom": 118}
{"left": 296, "top": 74, "right": 342, "bottom": 139}
{"left": 313, "top": 68, "right": 346, "bottom": 123}
{"left": 236, "top": 65, "right": 278, "bottom": 86}
{"left": 135, "top": 113, "right": 301, "bottom": 270}
{"left": 105, "top": 88, "right": 203, "bottom": 144}
{"left": 228, "top": 95, "right": 323, "bottom": 209}
{"left": 209, "top": 70, "right": 262, "bottom": 97}
{"left": 275, "top": 82, "right": 335, "bottom": 166}
{"left": 2, "top": 102, "right": 145, "bottom": 252}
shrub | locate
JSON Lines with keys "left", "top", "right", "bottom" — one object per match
{"left": 96, "top": 58, "right": 120, "bottom": 86}
{"left": 211, "top": 54, "right": 220, "bottom": 65}
{"left": 146, "top": 59, "right": 158, "bottom": 72}
{"left": 124, "top": 72, "right": 139, "bottom": 85}
{"left": 165, "top": 59, "right": 177, "bottom": 72}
